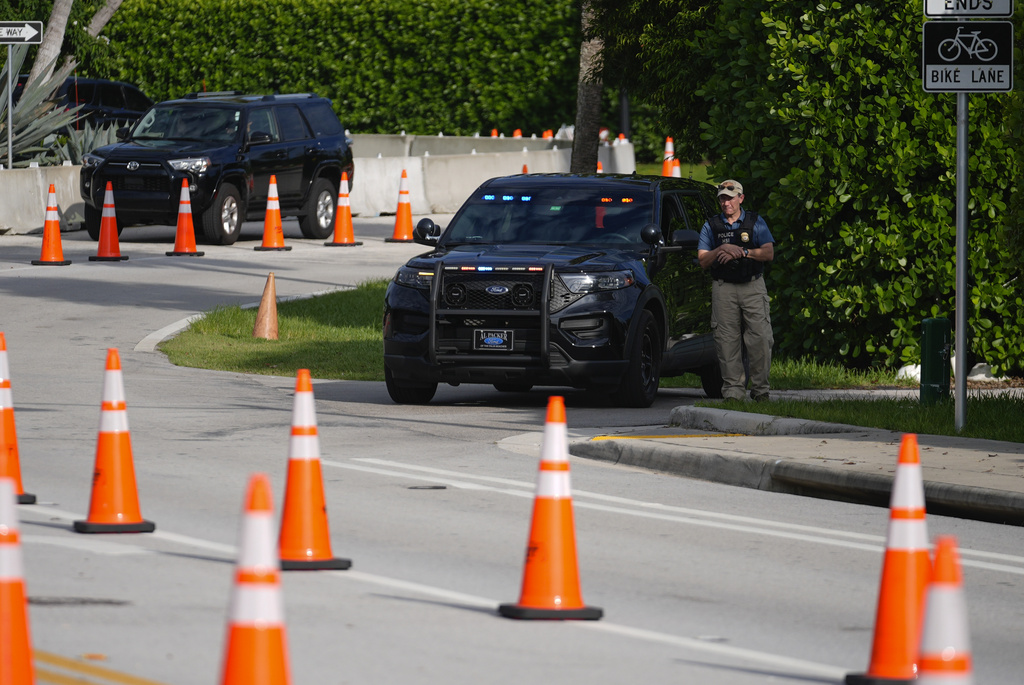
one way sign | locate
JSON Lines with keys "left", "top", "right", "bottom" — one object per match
{"left": 0, "top": 21, "right": 43, "bottom": 44}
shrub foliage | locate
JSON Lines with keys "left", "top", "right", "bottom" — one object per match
{"left": 90, "top": 0, "right": 580, "bottom": 136}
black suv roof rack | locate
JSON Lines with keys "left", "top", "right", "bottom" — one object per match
{"left": 260, "top": 93, "right": 318, "bottom": 101}
{"left": 182, "top": 91, "right": 245, "bottom": 99}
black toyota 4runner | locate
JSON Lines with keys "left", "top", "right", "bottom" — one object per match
{"left": 383, "top": 173, "right": 724, "bottom": 407}
{"left": 79, "top": 92, "right": 354, "bottom": 245}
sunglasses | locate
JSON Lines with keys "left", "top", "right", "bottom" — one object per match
{"left": 717, "top": 184, "right": 740, "bottom": 192}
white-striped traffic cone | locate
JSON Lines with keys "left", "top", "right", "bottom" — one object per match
{"left": 324, "top": 172, "right": 361, "bottom": 246}
{"left": 31, "top": 184, "right": 72, "bottom": 266}
{"left": 499, "top": 396, "right": 602, "bottom": 620}
{"left": 0, "top": 334, "right": 35, "bottom": 504}
{"left": 846, "top": 434, "right": 930, "bottom": 685}
{"left": 74, "top": 348, "right": 155, "bottom": 534}
{"left": 167, "top": 179, "right": 204, "bottom": 256}
{"left": 661, "top": 137, "right": 674, "bottom": 176}
{"left": 220, "top": 474, "right": 291, "bottom": 685}
{"left": 385, "top": 170, "right": 413, "bottom": 242}
{"left": 278, "top": 369, "right": 350, "bottom": 570}
{"left": 255, "top": 175, "right": 291, "bottom": 251}
{"left": 0, "top": 478, "right": 35, "bottom": 685}
{"left": 917, "top": 536, "right": 973, "bottom": 684}
{"left": 90, "top": 182, "right": 128, "bottom": 261}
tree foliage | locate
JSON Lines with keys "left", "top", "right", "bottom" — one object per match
{"left": 697, "top": 0, "right": 1020, "bottom": 374}
{"left": 85, "top": 0, "right": 580, "bottom": 136}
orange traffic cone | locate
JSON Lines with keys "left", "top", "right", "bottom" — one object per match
{"left": 253, "top": 272, "right": 279, "bottom": 340}
{"left": 661, "top": 137, "right": 674, "bottom": 176}
{"left": 0, "top": 478, "right": 35, "bottom": 685}
{"left": 74, "top": 349, "right": 155, "bottom": 534}
{"left": 917, "top": 536, "right": 972, "bottom": 685}
{"left": 324, "top": 172, "right": 361, "bottom": 247}
{"left": 255, "top": 175, "right": 291, "bottom": 252}
{"left": 491, "top": 128, "right": 499, "bottom": 138}
{"left": 499, "top": 396, "right": 602, "bottom": 620}
{"left": 513, "top": 128, "right": 522, "bottom": 138}
{"left": 522, "top": 163, "right": 529, "bottom": 174}
{"left": 0, "top": 334, "right": 35, "bottom": 505}
{"left": 220, "top": 474, "right": 291, "bottom": 685}
{"left": 672, "top": 158, "right": 682, "bottom": 178}
{"left": 31, "top": 184, "right": 72, "bottom": 266}
{"left": 596, "top": 161, "right": 603, "bottom": 173}
{"left": 845, "top": 434, "right": 930, "bottom": 685}
{"left": 90, "top": 182, "right": 128, "bottom": 261}
{"left": 167, "top": 179, "right": 205, "bottom": 256}
{"left": 278, "top": 369, "right": 351, "bottom": 570}
{"left": 385, "top": 169, "right": 414, "bottom": 243}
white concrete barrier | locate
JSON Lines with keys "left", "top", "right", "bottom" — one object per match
{"left": 0, "top": 136, "right": 634, "bottom": 233}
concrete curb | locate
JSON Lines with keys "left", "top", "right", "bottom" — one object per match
{"left": 568, "top": 406, "right": 1024, "bottom": 526}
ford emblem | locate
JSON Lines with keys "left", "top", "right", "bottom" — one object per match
{"left": 484, "top": 336, "right": 506, "bottom": 345}
{"left": 126, "top": 161, "right": 140, "bottom": 171}
{"left": 485, "top": 285, "right": 509, "bottom": 295}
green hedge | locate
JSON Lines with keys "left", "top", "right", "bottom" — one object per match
{"left": 696, "top": 0, "right": 1021, "bottom": 374}
{"left": 86, "top": 0, "right": 580, "bottom": 136}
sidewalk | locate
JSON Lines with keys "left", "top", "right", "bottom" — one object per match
{"left": 569, "top": 400, "right": 1024, "bottom": 526}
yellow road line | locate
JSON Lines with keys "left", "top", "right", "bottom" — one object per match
{"left": 34, "top": 651, "right": 169, "bottom": 685}
{"left": 590, "top": 433, "right": 744, "bottom": 441}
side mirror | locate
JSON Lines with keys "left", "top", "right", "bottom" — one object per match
{"left": 116, "top": 127, "right": 130, "bottom": 141}
{"left": 671, "top": 228, "right": 700, "bottom": 249}
{"left": 414, "top": 217, "right": 440, "bottom": 246}
{"left": 247, "top": 131, "right": 272, "bottom": 146}
{"left": 640, "top": 223, "right": 664, "bottom": 246}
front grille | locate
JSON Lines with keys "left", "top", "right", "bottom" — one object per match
{"left": 440, "top": 272, "right": 546, "bottom": 311}
{"left": 108, "top": 175, "right": 170, "bottom": 194}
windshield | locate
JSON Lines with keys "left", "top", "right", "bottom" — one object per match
{"left": 442, "top": 186, "right": 654, "bottom": 247}
{"left": 133, "top": 105, "right": 242, "bottom": 144}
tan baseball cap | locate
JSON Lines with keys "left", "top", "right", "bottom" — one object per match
{"left": 716, "top": 180, "right": 743, "bottom": 198}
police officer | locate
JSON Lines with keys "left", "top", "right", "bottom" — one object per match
{"left": 697, "top": 180, "right": 775, "bottom": 401}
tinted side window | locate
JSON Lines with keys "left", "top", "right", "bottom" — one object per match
{"left": 66, "top": 82, "right": 96, "bottom": 105}
{"left": 680, "top": 193, "right": 712, "bottom": 230}
{"left": 247, "top": 108, "right": 280, "bottom": 143}
{"left": 97, "top": 84, "right": 124, "bottom": 107}
{"left": 123, "top": 87, "right": 152, "bottom": 111}
{"left": 301, "top": 102, "right": 343, "bottom": 137}
{"left": 275, "top": 105, "right": 311, "bottom": 141}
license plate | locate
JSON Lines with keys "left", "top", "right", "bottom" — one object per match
{"left": 474, "top": 329, "right": 513, "bottom": 351}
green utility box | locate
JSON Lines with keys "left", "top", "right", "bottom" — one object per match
{"left": 920, "top": 317, "right": 951, "bottom": 405}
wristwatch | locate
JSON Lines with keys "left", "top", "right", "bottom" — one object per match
{"left": 743, "top": 248, "right": 749, "bottom": 258}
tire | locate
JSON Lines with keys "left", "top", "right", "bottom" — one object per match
{"left": 699, "top": 363, "right": 724, "bottom": 399}
{"left": 977, "top": 38, "right": 998, "bottom": 62}
{"left": 616, "top": 310, "right": 662, "bottom": 408}
{"left": 298, "top": 177, "right": 337, "bottom": 239}
{"left": 493, "top": 383, "right": 533, "bottom": 393}
{"left": 385, "top": 366, "right": 437, "bottom": 404}
{"left": 84, "top": 204, "right": 102, "bottom": 241}
{"left": 201, "top": 182, "right": 243, "bottom": 245}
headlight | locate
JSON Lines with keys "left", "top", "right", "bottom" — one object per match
{"left": 559, "top": 270, "right": 635, "bottom": 293}
{"left": 395, "top": 266, "right": 434, "bottom": 289}
{"left": 81, "top": 153, "right": 103, "bottom": 169}
{"left": 168, "top": 157, "right": 210, "bottom": 174}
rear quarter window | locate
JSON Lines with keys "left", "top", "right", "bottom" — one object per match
{"left": 275, "top": 105, "right": 312, "bottom": 141}
{"left": 301, "top": 101, "right": 343, "bottom": 137}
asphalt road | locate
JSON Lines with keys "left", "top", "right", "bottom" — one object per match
{"left": 3, "top": 218, "right": 1024, "bottom": 684}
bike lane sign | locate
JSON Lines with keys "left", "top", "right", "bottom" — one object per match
{"left": 925, "top": 0, "right": 1013, "bottom": 17}
{"left": 922, "top": 21, "right": 1013, "bottom": 92}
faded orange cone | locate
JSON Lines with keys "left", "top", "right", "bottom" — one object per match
{"left": 846, "top": 434, "right": 930, "bottom": 685}
{"left": 0, "top": 478, "right": 35, "bottom": 685}
{"left": 253, "top": 272, "right": 279, "bottom": 340}
{"left": 917, "top": 536, "right": 973, "bottom": 685}
{"left": 672, "top": 158, "right": 682, "bottom": 178}
{"left": 167, "top": 179, "right": 205, "bottom": 256}
{"left": 221, "top": 474, "right": 291, "bottom": 685}
{"left": 255, "top": 175, "right": 291, "bottom": 251}
{"left": 499, "top": 396, "right": 602, "bottom": 620}
{"left": 90, "top": 182, "right": 128, "bottom": 261}
{"left": 0, "top": 334, "right": 35, "bottom": 504}
{"left": 661, "top": 136, "right": 674, "bottom": 176}
{"left": 385, "top": 170, "right": 413, "bottom": 243}
{"left": 324, "top": 172, "right": 361, "bottom": 247}
{"left": 278, "top": 369, "right": 351, "bottom": 570}
{"left": 74, "top": 349, "right": 155, "bottom": 534}
{"left": 31, "top": 184, "right": 72, "bottom": 266}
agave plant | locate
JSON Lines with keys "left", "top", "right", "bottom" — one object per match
{"left": 0, "top": 44, "right": 83, "bottom": 168}
{"left": 47, "top": 120, "right": 123, "bottom": 165}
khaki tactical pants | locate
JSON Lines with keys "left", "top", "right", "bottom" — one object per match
{"left": 710, "top": 276, "right": 773, "bottom": 400}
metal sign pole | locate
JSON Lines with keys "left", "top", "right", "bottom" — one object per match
{"left": 6, "top": 45, "right": 11, "bottom": 169}
{"left": 955, "top": 91, "right": 968, "bottom": 431}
